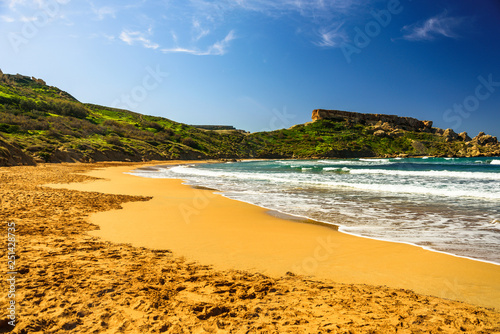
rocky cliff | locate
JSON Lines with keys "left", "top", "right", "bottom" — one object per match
{"left": 311, "top": 109, "right": 500, "bottom": 157}
{"left": 312, "top": 109, "right": 433, "bottom": 132}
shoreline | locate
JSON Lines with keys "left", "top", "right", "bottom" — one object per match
{"left": 266, "top": 206, "right": 500, "bottom": 267}
{"left": 212, "top": 187, "right": 500, "bottom": 267}
{"left": 3, "top": 162, "right": 500, "bottom": 332}
{"left": 131, "top": 161, "right": 500, "bottom": 267}
{"left": 337, "top": 225, "right": 500, "bottom": 267}
{"left": 47, "top": 162, "right": 500, "bottom": 310}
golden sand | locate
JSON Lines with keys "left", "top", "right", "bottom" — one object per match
{"left": 50, "top": 162, "right": 500, "bottom": 310}
{"left": 1, "top": 162, "right": 499, "bottom": 333}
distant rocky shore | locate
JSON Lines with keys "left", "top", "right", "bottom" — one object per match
{"left": 312, "top": 109, "right": 500, "bottom": 158}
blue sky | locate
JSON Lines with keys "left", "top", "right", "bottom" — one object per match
{"left": 1, "top": 0, "right": 499, "bottom": 137}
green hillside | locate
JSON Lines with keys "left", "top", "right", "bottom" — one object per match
{"left": 0, "top": 71, "right": 498, "bottom": 166}
{"left": 0, "top": 72, "right": 254, "bottom": 164}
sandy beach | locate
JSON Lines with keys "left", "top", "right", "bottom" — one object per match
{"left": 1, "top": 162, "right": 500, "bottom": 333}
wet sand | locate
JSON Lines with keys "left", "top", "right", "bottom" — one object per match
{"left": 1, "top": 162, "right": 499, "bottom": 333}
{"left": 49, "top": 163, "right": 500, "bottom": 310}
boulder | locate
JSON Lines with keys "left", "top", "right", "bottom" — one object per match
{"left": 467, "top": 145, "right": 482, "bottom": 157}
{"left": 442, "top": 128, "right": 459, "bottom": 142}
{"left": 458, "top": 132, "right": 472, "bottom": 142}
{"left": 473, "top": 132, "right": 498, "bottom": 146}
{"left": 433, "top": 128, "right": 444, "bottom": 136}
{"left": 422, "top": 121, "right": 433, "bottom": 130}
{"left": 381, "top": 122, "right": 394, "bottom": 132}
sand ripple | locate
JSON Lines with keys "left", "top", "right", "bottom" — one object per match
{"left": 0, "top": 163, "right": 499, "bottom": 333}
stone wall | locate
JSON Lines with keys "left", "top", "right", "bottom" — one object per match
{"left": 192, "top": 125, "right": 237, "bottom": 131}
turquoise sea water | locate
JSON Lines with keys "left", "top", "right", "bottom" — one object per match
{"left": 132, "top": 157, "right": 500, "bottom": 264}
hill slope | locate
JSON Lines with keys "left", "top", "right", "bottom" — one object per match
{"left": 0, "top": 71, "right": 498, "bottom": 166}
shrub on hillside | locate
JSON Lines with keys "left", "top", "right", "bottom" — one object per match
{"left": 181, "top": 137, "right": 198, "bottom": 148}
{"left": 106, "top": 136, "right": 122, "bottom": 146}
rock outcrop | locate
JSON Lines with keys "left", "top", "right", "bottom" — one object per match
{"left": 0, "top": 139, "right": 36, "bottom": 166}
{"left": 458, "top": 132, "right": 472, "bottom": 142}
{"left": 442, "top": 128, "right": 459, "bottom": 142}
{"left": 472, "top": 132, "right": 498, "bottom": 146}
{"left": 312, "top": 109, "right": 433, "bottom": 132}
{"left": 310, "top": 109, "right": 500, "bottom": 157}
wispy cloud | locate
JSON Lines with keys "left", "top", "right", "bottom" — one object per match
{"left": 162, "top": 30, "right": 236, "bottom": 56}
{"left": 192, "top": 19, "right": 210, "bottom": 42}
{"left": 1, "top": 0, "right": 70, "bottom": 24}
{"left": 19, "top": 15, "right": 37, "bottom": 22}
{"left": 225, "top": 0, "right": 361, "bottom": 18}
{"left": 185, "top": 0, "right": 364, "bottom": 48}
{"left": 170, "top": 31, "right": 178, "bottom": 44}
{"left": 6, "top": 0, "right": 69, "bottom": 9}
{"left": 402, "top": 11, "right": 465, "bottom": 41}
{"left": 207, "top": 30, "right": 236, "bottom": 55}
{"left": 87, "top": 1, "right": 148, "bottom": 21}
{"left": 119, "top": 29, "right": 159, "bottom": 50}
{"left": 82, "top": 0, "right": 363, "bottom": 55}
{"left": 5, "top": 0, "right": 25, "bottom": 9}
{"left": 315, "top": 22, "right": 348, "bottom": 48}
{"left": 1, "top": 15, "right": 16, "bottom": 23}
{"left": 91, "top": 4, "right": 117, "bottom": 21}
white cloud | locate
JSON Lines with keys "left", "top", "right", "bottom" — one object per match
{"left": 6, "top": 0, "right": 68, "bottom": 9}
{"left": 6, "top": 0, "right": 25, "bottom": 9}
{"left": 162, "top": 30, "right": 236, "bottom": 56}
{"left": 192, "top": 19, "right": 210, "bottom": 41}
{"left": 185, "top": 0, "right": 364, "bottom": 49}
{"left": 315, "top": 22, "right": 347, "bottom": 47}
{"left": 171, "top": 30, "right": 178, "bottom": 43}
{"left": 160, "top": 47, "right": 200, "bottom": 55}
{"left": 402, "top": 11, "right": 464, "bottom": 41}
{"left": 87, "top": 1, "right": 148, "bottom": 21}
{"left": 2, "top": 0, "right": 71, "bottom": 23}
{"left": 206, "top": 30, "right": 236, "bottom": 55}
{"left": 222, "top": 0, "right": 360, "bottom": 17}
{"left": 119, "top": 30, "right": 160, "bottom": 50}
{"left": 91, "top": 5, "right": 117, "bottom": 20}
{"left": 1, "top": 15, "right": 16, "bottom": 22}
{"left": 85, "top": 0, "right": 363, "bottom": 56}
{"left": 20, "top": 15, "right": 37, "bottom": 22}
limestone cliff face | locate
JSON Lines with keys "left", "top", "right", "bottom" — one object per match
{"left": 310, "top": 109, "right": 500, "bottom": 157}
{"left": 312, "top": 109, "right": 433, "bottom": 133}
{"left": 473, "top": 132, "right": 498, "bottom": 146}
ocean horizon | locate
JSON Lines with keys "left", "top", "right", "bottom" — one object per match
{"left": 131, "top": 157, "right": 500, "bottom": 265}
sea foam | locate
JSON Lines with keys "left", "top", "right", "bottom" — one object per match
{"left": 131, "top": 158, "right": 500, "bottom": 264}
